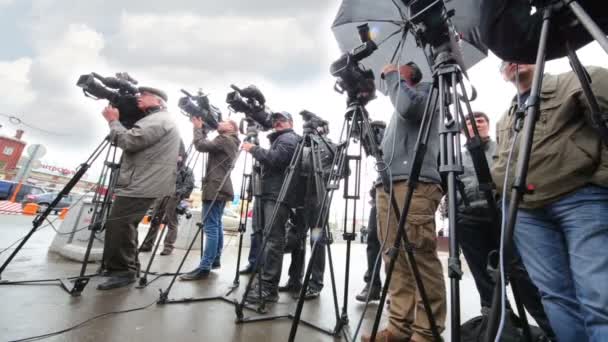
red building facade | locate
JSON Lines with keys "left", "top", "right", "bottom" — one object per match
{"left": 0, "top": 129, "right": 25, "bottom": 173}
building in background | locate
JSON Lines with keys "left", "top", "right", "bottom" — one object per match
{"left": 0, "top": 129, "right": 26, "bottom": 175}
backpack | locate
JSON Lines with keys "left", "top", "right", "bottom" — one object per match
{"left": 461, "top": 314, "right": 550, "bottom": 342}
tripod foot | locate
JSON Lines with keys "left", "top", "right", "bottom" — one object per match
{"left": 62, "top": 277, "right": 89, "bottom": 296}
{"left": 235, "top": 303, "right": 245, "bottom": 322}
{"left": 136, "top": 277, "right": 148, "bottom": 288}
{"left": 157, "top": 289, "right": 168, "bottom": 304}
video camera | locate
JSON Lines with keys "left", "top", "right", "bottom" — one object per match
{"left": 330, "top": 24, "right": 378, "bottom": 104}
{"left": 405, "top": 0, "right": 466, "bottom": 64}
{"left": 76, "top": 72, "right": 145, "bottom": 129}
{"left": 175, "top": 200, "right": 192, "bottom": 220}
{"left": 178, "top": 89, "right": 222, "bottom": 130}
{"left": 300, "top": 110, "right": 330, "bottom": 135}
{"left": 226, "top": 84, "right": 273, "bottom": 130}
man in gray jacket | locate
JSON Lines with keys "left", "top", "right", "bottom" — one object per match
{"left": 98, "top": 86, "right": 180, "bottom": 290}
{"left": 363, "top": 62, "right": 446, "bottom": 342}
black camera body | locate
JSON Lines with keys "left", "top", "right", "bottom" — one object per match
{"left": 239, "top": 118, "right": 262, "bottom": 145}
{"left": 175, "top": 200, "right": 192, "bottom": 220}
{"left": 300, "top": 110, "right": 330, "bottom": 135}
{"left": 330, "top": 24, "right": 378, "bottom": 104}
{"left": 76, "top": 72, "right": 145, "bottom": 129}
{"left": 178, "top": 89, "right": 222, "bottom": 130}
{"left": 226, "top": 85, "right": 273, "bottom": 131}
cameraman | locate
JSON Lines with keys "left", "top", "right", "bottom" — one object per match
{"left": 98, "top": 87, "right": 180, "bottom": 290}
{"left": 363, "top": 62, "right": 446, "bottom": 342}
{"left": 279, "top": 125, "right": 336, "bottom": 300}
{"left": 140, "top": 149, "right": 194, "bottom": 255}
{"left": 455, "top": 112, "right": 554, "bottom": 338}
{"left": 241, "top": 111, "right": 300, "bottom": 302}
{"left": 180, "top": 118, "right": 240, "bottom": 280}
{"left": 493, "top": 62, "right": 608, "bottom": 340}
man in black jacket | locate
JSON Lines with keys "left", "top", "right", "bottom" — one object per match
{"left": 140, "top": 150, "right": 195, "bottom": 255}
{"left": 241, "top": 111, "right": 300, "bottom": 302}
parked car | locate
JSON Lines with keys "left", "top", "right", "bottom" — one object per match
{"left": 222, "top": 207, "right": 241, "bottom": 232}
{"left": 0, "top": 180, "right": 47, "bottom": 202}
{"left": 22, "top": 192, "right": 73, "bottom": 214}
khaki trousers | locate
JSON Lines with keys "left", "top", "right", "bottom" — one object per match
{"left": 376, "top": 182, "right": 446, "bottom": 341}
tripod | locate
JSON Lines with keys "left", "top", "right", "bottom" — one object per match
{"left": 234, "top": 125, "right": 349, "bottom": 338}
{"left": 289, "top": 101, "right": 412, "bottom": 341}
{"left": 0, "top": 137, "right": 121, "bottom": 296}
{"left": 484, "top": 2, "right": 608, "bottom": 341}
{"left": 156, "top": 149, "right": 257, "bottom": 310}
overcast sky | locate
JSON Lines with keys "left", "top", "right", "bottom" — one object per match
{"left": 0, "top": 0, "right": 606, "bottom": 215}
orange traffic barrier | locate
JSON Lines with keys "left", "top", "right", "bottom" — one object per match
{"left": 23, "top": 203, "right": 39, "bottom": 216}
{"left": 59, "top": 208, "right": 69, "bottom": 219}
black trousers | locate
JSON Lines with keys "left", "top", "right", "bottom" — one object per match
{"left": 364, "top": 204, "right": 381, "bottom": 287}
{"left": 102, "top": 196, "right": 155, "bottom": 275}
{"left": 457, "top": 210, "right": 555, "bottom": 339}
{"left": 258, "top": 199, "right": 292, "bottom": 290}
{"left": 286, "top": 207, "right": 326, "bottom": 291}
{"left": 141, "top": 195, "right": 179, "bottom": 250}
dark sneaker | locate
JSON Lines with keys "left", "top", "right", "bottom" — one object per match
{"left": 97, "top": 275, "right": 136, "bottom": 290}
{"left": 212, "top": 261, "right": 221, "bottom": 269}
{"left": 246, "top": 286, "right": 279, "bottom": 303}
{"left": 160, "top": 247, "right": 173, "bottom": 256}
{"left": 302, "top": 287, "right": 321, "bottom": 300}
{"left": 239, "top": 264, "right": 255, "bottom": 275}
{"left": 278, "top": 281, "right": 302, "bottom": 293}
{"left": 179, "top": 268, "right": 210, "bottom": 281}
{"left": 355, "top": 283, "right": 381, "bottom": 302}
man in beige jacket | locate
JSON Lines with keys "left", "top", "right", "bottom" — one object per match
{"left": 98, "top": 86, "right": 180, "bottom": 290}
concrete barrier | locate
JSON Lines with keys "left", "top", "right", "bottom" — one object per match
{"left": 48, "top": 198, "right": 105, "bottom": 262}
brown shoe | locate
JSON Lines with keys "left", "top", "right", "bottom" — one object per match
{"left": 160, "top": 248, "right": 173, "bottom": 256}
{"left": 362, "top": 329, "right": 405, "bottom": 342}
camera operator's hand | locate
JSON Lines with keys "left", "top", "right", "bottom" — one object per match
{"left": 241, "top": 142, "right": 255, "bottom": 153}
{"left": 191, "top": 116, "right": 204, "bottom": 129}
{"left": 102, "top": 105, "right": 120, "bottom": 123}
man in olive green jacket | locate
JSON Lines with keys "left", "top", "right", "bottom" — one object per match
{"left": 98, "top": 86, "right": 180, "bottom": 290}
{"left": 492, "top": 62, "right": 608, "bottom": 341}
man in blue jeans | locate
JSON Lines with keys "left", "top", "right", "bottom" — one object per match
{"left": 180, "top": 118, "right": 240, "bottom": 280}
{"left": 492, "top": 61, "right": 608, "bottom": 341}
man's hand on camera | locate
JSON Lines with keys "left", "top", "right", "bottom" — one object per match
{"left": 102, "top": 106, "right": 119, "bottom": 123}
{"left": 191, "top": 116, "right": 204, "bottom": 129}
{"left": 241, "top": 142, "right": 255, "bottom": 152}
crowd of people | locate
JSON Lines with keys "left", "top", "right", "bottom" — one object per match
{"left": 93, "top": 54, "right": 608, "bottom": 341}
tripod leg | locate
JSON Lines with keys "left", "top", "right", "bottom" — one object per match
{"left": 484, "top": 7, "right": 553, "bottom": 342}
{"left": 566, "top": 0, "right": 608, "bottom": 54}
{"left": 565, "top": 41, "right": 608, "bottom": 143}
{"left": 138, "top": 197, "right": 169, "bottom": 287}
{"left": 0, "top": 138, "right": 110, "bottom": 280}
{"left": 288, "top": 138, "right": 344, "bottom": 341}
{"left": 231, "top": 162, "right": 253, "bottom": 289}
